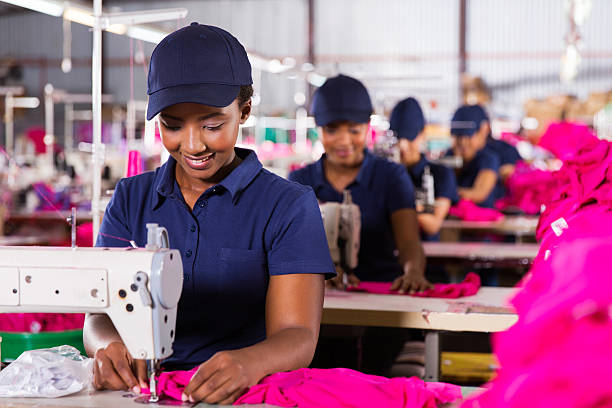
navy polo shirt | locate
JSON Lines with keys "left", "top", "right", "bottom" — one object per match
{"left": 96, "top": 148, "right": 335, "bottom": 370}
{"left": 289, "top": 149, "right": 416, "bottom": 282}
{"left": 408, "top": 155, "right": 459, "bottom": 241}
{"left": 486, "top": 138, "right": 521, "bottom": 166}
{"left": 457, "top": 148, "right": 500, "bottom": 208}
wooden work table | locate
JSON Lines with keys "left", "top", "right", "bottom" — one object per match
{"left": 322, "top": 287, "right": 518, "bottom": 381}
{"left": 423, "top": 242, "right": 539, "bottom": 268}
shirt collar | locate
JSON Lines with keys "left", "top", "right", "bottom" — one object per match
{"left": 408, "top": 154, "right": 428, "bottom": 179}
{"left": 314, "top": 149, "right": 375, "bottom": 190}
{"left": 152, "top": 147, "right": 263, "bottom": 207}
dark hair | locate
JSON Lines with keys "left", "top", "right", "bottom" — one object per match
{"left": 237, "top": 85, "right": 254, "bottom": 106}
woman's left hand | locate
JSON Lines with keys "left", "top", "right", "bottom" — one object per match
{"left": 390, "top": 273, "right": 433, "bottom": 294}
{"left": 182, "top": 350, "right": 260, "bottom": 405}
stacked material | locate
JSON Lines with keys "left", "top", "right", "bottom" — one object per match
{"left": 463, "top": 123, "right": 612, "bottom": 408}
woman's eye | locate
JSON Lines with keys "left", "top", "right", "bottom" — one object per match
{"left": 204, "top": 124, "right": 223, "bottom": 131}
{"left": 161, "top": 122, "right": 181, "bottom": 131}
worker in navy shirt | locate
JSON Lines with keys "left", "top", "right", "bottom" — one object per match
{"left": 390, "top": 97, "right": 458, "bottom": 241}
{"left": 84, "top": 23, "right": 334, "bottom": 406}
{"left": 289, "top": 75, "right": 428, "bottom": 292}
{"left": 451, "top": 105, "right": 500, "bottom": 208}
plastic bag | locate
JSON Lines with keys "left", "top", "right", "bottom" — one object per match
{"left": 0, "top": 345, "right": 93, "bottom": 398}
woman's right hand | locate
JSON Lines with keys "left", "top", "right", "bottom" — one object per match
{"left": 93, "top": 341, "right": 148, "bottom": 393}
{"left": 326, "top": 265, "right": 360, "bottom": 290}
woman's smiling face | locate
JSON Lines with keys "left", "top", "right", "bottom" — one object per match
{"left": 158, "top": 101, "right": 250, "bottom": 186}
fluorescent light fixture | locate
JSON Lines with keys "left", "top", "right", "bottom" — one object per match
{"left": 127, "top": 25, "right": 167, "bottom": 44}
{"left": 103, "top": 8, "right": 187, "bottom": 26}
{"left": 0, "top": 0, "right": 63, "bottom": 16}
{"left": 11, "top": 97, "right": 40, "bottom": 108}
{"left": 307, "top": 72, "right": 327, "bottom": 87}
{"left": 64, "top": 6, "right": 126, "bottom": 35}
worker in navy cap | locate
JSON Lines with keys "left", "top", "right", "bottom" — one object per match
{"left": 451, "top": 105, "right": 500, "bottom": 208}
{"left": 86, "top": 23, "right": 334, "bottom": 405}
{"left": 289, "top": 75, "right": 429, "bottom": 377}
{"left": 390, "top": 97, "right": 458, "bottom": 242}
{"left": 290, "top": 75, "right": 428, "bottom": 292}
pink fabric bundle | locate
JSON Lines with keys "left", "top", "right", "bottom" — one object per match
{"left": 462, "top": 239, "right": 612, "bottom": 408}
{"left": 348, "top": 272, "right": 481, "bottom": 299}
{"left": 537, "top": 122, "right": 599, "bottom": 162}
{"left": 494, "top": 161, "right": 561, "bottom": 215}
{"left": 0, "top": 313, "right": 85, "bottom": 333}
{"left": 143, "top": 367, "right": 462, "bottom": 407}
{"left": 449, "top": 199, "right": 505, "bottom": 222}
{"left": 235, "top": 368, "right": 462, "bottom": 408}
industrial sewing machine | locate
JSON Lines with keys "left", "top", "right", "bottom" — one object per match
{"left": 0, "top": 224, "right": 182, "bottom": 403}
{"left": 319, "top": 191, "right": 361, "bottom": 275}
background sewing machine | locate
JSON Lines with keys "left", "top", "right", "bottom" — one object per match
{"left": 319, "top": 191, "right": 361, "bottom": 274}
{"left": 0, "top": 224, "right": 182, "bottom": 403}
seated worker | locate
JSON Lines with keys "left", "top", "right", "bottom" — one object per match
{"left": 390, "top": 97, "right": 459, "bottom": 241}
{"left": 289, "top": 75, "right": 428, "bottom": 292}
{"left": 85, "top": 23, "right": 335, "bottom": 405}
{"left": 289, "top": 75, "right": 429, "bottom": 377}
{"left": 451, "top": 105, "right": 500, "bottom": 208}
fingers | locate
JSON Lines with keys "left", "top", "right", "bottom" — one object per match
{"left": 183, "top": 362, "right": 215, "bottom": 399}
{"left": 189, "top": 371, "right": 235, "bottom": 404}
{"left": 217, "top": 387, "right": 247, "bottom": 406}
{"left": 93, "top": 349, "right": 133, "bottom": 391}
{"left": 134, "top": 359, "right": 149, "bottom": 389}
{"left": 347, "top": 273, "right": 360, "bottom": 288}
{"left": 327, "top": 274, "right": 345, "bottom": 290}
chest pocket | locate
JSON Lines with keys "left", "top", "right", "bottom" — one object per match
{"left": 218, "top": 248, "right": 268, "bottom": 292}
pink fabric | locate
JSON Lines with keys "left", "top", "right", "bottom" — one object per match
{"left": 449, "top": 199, "right": 505, "bottom": 221}
{"left": 235, "top": 368, "right": 462, "bottom": 408}
{"left": 348, "top": 272, "right": 481, "bottom": 298}
{"left": 537, "top": 121, "right": 599, "bottom": 162}
{"left": 0, "top": 313, "right": 85, "bottom": 333}
{"left": 142, "top": 368, "right": 197, "bottom": 401}
{"left": 76, "top": 222, "right": 94, "bottom": 247}
{"left": 463, "top": 130, "right": 612, "bottom": 407}
{"left": 494, "top": 161, "right": 561, "bottom": 215}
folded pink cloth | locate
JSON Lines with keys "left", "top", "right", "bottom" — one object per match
{"left": 235, "top": 368, "right": 462, "bottom": 408}
{"left": 347, "top": 272, "right": 481, "bottom": 298}
{"left": 449, "top": 199, "right": 505, "bottom": 221}
{"left": 0, "top": 313, "right": 85, "bottom": 333}
{"left": 537, "top": 122, "right": 599, "bottom": 161}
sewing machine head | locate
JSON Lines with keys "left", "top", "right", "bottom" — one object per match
{"left": 319, "top": 190, "right": 361, "bottom": 270}
{"left": 0, "top": 240, "right": 183, "bottom": 401}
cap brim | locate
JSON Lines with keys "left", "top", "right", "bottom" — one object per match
{"left": 314, "top": 109, "right": 371, "bottom": 127}
{"left": 147, "top": 83, "right": 241, "bottom": 120}
{"left": 396, "top": 129, "right": 420, "bottom": 141}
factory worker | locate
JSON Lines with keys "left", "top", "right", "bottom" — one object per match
{"left": 85, "top": 23, "right": 334, "bottom": 405}
{"left": 289, "top": 75, "right": 429, "bottom": 293}
{"left": 289, "top": 75, "right": 429, "bottom": 377}
{"left": 389, "top": 97, "right": 459, "bottom": 241}
{"left": 451, "top": 105, "right": 500, "bottom": 208}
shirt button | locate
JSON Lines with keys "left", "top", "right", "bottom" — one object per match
{"left": 190, "top": 225, "right": 196, "bottom": 232}
{"left": 183, "top": 274, "right": 190, "bottom": 282}
{"left": 185, "top": 249, "right": 192, "bottom": 257}
{"left": 199, "top": 201, "right": 207, "bottom": 208}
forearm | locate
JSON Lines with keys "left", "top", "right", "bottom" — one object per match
{"left": 418, "top": 213, "right": 444, "bottom": 236}
{"left": 458, "top": 187, "right": 489, "bottom": 204}
{"left": 83, "top": 313, "right": 123, "bottom": 357}
{"left": 233, "top": 326, "right": 318, "bottom": 381}
{"left": 398, "top": 242, "right": 426, "bottom": 278}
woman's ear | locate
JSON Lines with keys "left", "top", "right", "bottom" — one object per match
{"left": 239, "top": 99, "right": 252, "bottom": 124}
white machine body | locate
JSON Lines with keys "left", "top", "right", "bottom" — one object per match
{"left": 320, "top": 190, "right": 361, "bottom": 269}
{"left": 0, "top": 246, "right": 183, "bottom": 361}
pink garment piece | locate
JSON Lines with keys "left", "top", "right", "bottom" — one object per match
{"left": 347, "top": 272, "right": 481, "bottom": 299}
{"left": 142, "top": 368, "right": 197, "bottom": 401}
{"left": 235, "top": 368, "right": 462, "bottom": 408}
{"left": 449, "top": 199, "right": 505, "bottom": 222}
{"left": 494, "top": 161, "right": 561, "bottom": 215}
{"left": 537, "top": 121, "right": 599, "bottom": 161}
{"left": 76, "top": 222, "right": 94, "bottom": 247}
{"left": 125, "top": 150, "right": 143, "bottom": 178}
{"left": 0, "top": 313, "right": 85, "bottom": 333}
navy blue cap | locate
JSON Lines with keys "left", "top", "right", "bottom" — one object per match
{"left": 450, "top": 104, "right": 489, "bottom": 137}
{"left": 311, "top": 74, "right": 373, "bottom": 126}
{"left": 146, "top": 22, "right": 253, "bottom": 120}
{"left": 389, "top": 97, "right": 425, "bottom": 140}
